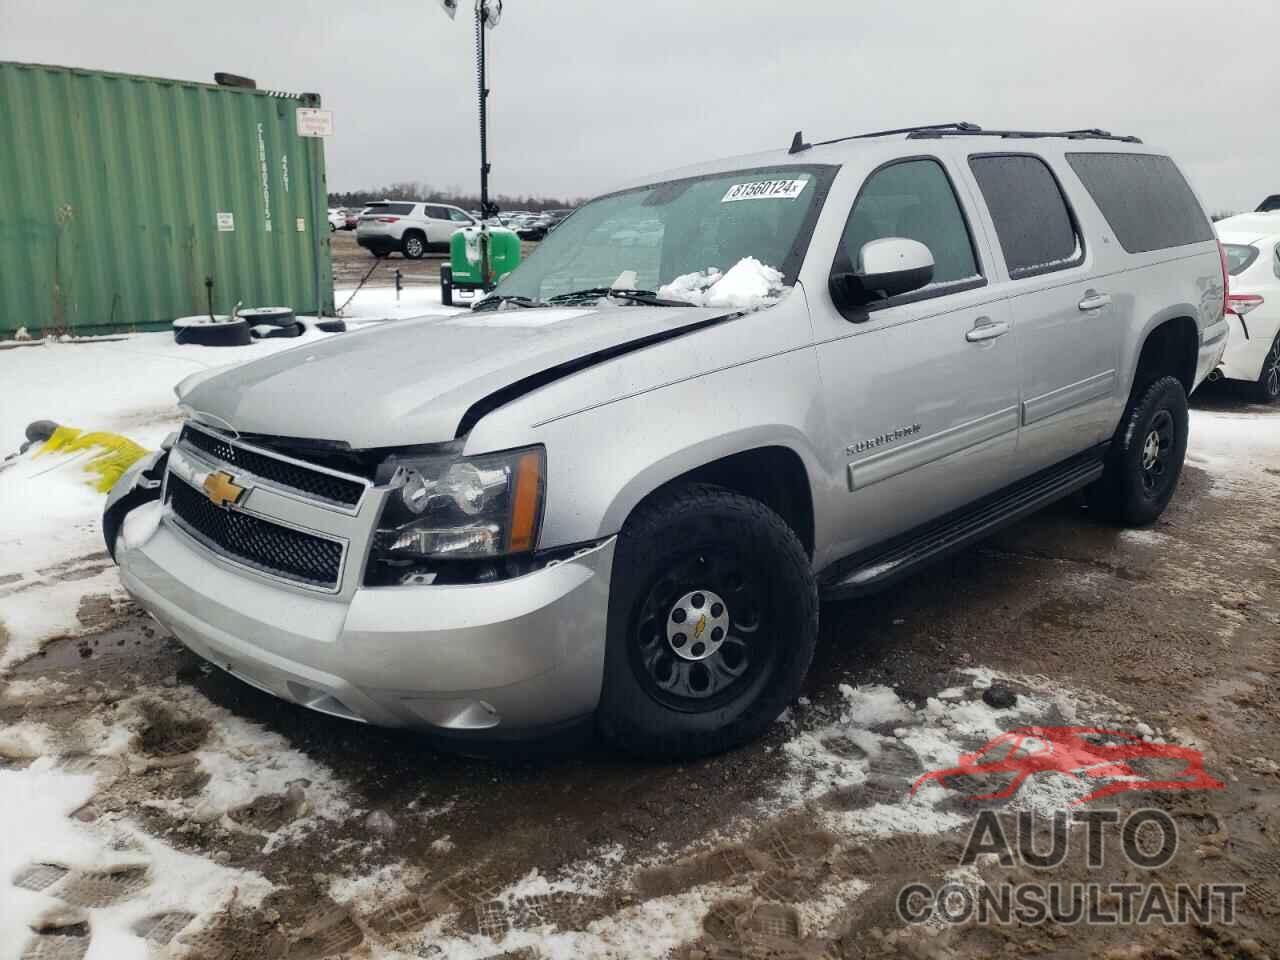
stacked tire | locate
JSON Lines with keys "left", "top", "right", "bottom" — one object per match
{"left": 240, "top": 307, "right": 302, "bottom": 340}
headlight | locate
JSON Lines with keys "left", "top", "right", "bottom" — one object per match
{"left": 371, "top": 445, "right": 545, "bottom": 562}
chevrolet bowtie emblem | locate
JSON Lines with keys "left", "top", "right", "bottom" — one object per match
{"left": 203, "top": 471, "right": 247, "bottom": 509}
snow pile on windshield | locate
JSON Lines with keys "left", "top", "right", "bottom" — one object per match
{"left": 657, "top": 257, "right": 785, "bottom": 309}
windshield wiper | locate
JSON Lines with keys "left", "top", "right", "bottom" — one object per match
{"left": 545, "top": 287, "right": 693, "bottom": 307}
{"left": 472, "top": 294, "right": 543, "bottom": 312}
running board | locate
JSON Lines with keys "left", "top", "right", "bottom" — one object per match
{"left": 821, "top": 450, "right": 1106, "bottom": 599}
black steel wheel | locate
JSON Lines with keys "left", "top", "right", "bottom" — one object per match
{"left": 630, "top": 548, "right": 775, "bottom": 713}
{"left": 598, "top": 483, "right": 817, "bottom": 758}
{"left": 1087, "top": 375, "right": 1188, "bottom": 526}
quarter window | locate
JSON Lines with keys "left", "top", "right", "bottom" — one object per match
{"left": 839, "top": 159, "right": 981, "bottom": 294}
{"left": 1066, "top": 153, "right": 1213, "bottom": 254}
{"left": 969, "top": 155, "right": 1082, "bottom": 279}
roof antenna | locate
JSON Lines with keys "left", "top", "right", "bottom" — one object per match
{"left": 788, "top": 130, "right": 811, "bottom": 154}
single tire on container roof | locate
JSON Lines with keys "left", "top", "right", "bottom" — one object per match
{"left": 172, "top": 315, "right": 251, "bottom": 347}
{"left": 237, "top": 306, "right": 296, "bottom": 327}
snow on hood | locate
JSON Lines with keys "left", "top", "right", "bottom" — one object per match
{"left": 177, "top": 302, "right": 734, "bottom": 448}
{"left": 657, "top": 257, "right": 785, "bottom": 309}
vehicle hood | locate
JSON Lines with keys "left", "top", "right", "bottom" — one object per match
{"left": 177, "top": 305, "right": 734, "bottom": 448}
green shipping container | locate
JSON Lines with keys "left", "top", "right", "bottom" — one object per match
{"left": 0, "top": 61, "right": 334, "bottom": 338}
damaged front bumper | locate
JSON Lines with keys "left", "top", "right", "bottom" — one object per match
{"left": 105, "top": 464, "right": 616, "bottom": 737}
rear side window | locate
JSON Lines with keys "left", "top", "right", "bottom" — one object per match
{"left": 1224, "top": 244, "right": 1259, "bottom": 276}
{"left": 969, "top": 155, "right": 1082, "bottom": 279}
{"left": 1066, "top": 153, "right": 1213, "bottom": 253}
{"left": 365, "top": 202, "right": 415, "bottom": 216}
{"left": 839, "top": 158, "right": 981, "bottom": 292}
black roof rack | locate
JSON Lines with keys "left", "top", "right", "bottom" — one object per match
{"left": 906, "top": 127, "right": 1142, "bottom": 144}
{"left": 789, "top": 122, "right": 980, "bottom": 154}
{"left": 787, "top": 123, "right": 1141, "bottom": 154}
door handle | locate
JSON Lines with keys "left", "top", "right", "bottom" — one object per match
{"left": 965, "top": 317, "right": 1010, "bottom": 342}
{"left": 1078, "top": 291, "right": 1112, "bottom": 311}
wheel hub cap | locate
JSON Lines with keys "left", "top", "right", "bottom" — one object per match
{"left": 667, "top": 589, "right": 730, "bottom": 661}
{"left": 1141, "top": 430, "right": 1161, "bottom": 471}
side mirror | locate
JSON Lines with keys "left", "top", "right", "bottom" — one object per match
{"left": 831, "top": 237, "right": 935, "bottom": 307}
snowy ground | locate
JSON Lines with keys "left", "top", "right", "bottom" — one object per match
{"left": 2, "top": 299, "right": 1279, "bottom": 958}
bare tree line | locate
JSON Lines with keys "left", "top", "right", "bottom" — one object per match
{"left": 329, "top": 181, "right": 581, "bottom": 213}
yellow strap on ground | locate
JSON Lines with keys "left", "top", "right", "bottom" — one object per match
{"left": 34, "top": 426, "right": 150, "bottom": 493}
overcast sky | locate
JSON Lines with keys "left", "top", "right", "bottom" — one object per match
{"left": 3, "top": 0, "right": 1276, "bottom": 211}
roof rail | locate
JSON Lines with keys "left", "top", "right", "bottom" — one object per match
{"left": 907, "top": 127, "right": 1142, "bottom": 144}
{"left": 790, "top": 122, "right": 981, "bottom": 154}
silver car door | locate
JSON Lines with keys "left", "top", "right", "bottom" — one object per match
{"left": 812, "top": 155, "right": 1020, "bottom": 560}
{"left": 961, "top": 152, "right": 1120, "bottom": 476}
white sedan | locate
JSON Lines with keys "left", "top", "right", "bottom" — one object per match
{"left": 327, "top": 208, "right": 347, "bottom": 232}
{"left": 1216, "top": 214, "right": 1280, "bottom": 402}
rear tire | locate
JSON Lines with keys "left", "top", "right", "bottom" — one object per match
{"left": 1087, "top": 375, "right": 1189, "bottom": 526}
{"left": 597, "top": 483, "right": 817, "bottom": 758}
{"left": 402, "top": 232, "right": 427, "bottom": 260}
{"left": 1251, "top": 332, "right": 1280, "bottom": 404}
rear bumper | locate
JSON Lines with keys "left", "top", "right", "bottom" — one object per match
{"left": 356, "top": 234, "right": 399, "bottom": 255}
{"left": 1218, "top": 311, "right": 1278, "bottom": 383}
{"left": 116, "top": 518, "right": 615, "bottom": 734}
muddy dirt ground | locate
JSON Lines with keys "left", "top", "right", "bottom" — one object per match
{"left": 3, "top": 386, "right": 1278, "bottom": 959}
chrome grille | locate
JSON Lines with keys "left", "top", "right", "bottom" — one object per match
{"left": 167, "top": 478, "right": 343, "bottom": 589}
{"left": 179, "top": 425, "right": 365, "bottom": 508}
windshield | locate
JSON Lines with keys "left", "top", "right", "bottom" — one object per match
{"left": 488, "top": 164, "right": 836, "bottom": 305}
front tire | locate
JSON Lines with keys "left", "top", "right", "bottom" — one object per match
{"left": 1087, "top": 375, "right": 1189, "bottom": 526}
{"left": 1252, "top": 332, "right": 1280, "bottom": 404}
{"left": 597, "top": 483, "right": 817, "bottom": 758}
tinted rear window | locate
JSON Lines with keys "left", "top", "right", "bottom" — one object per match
{"left": 969, "top": 155, "right": 1082, "bottom": 278}
{"left": 1066, "top": 153, "right": 1213, "bottom": 254}
{"left": 364, "top": 202, "right": 415, "bottom": 216}
{"left": 1223, "top": 244, "right": 1259, "bottom": 276}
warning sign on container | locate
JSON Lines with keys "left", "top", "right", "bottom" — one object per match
{"left": 296, "top": 108, "right": 334, "bottom": 137}
{"left": 217, "top": 212, "right": 235, "bottom": 232}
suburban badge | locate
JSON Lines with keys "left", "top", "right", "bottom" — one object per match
{"left": 846, "top": 423, "right": 923, "bottom": 456}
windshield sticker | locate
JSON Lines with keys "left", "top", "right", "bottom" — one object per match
{"left": 721, "top": 179, "right": 808, "bottom": 203}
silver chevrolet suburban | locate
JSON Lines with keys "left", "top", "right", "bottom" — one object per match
{"left": 105, "top": 123, "right": 1230, "bottom": 757}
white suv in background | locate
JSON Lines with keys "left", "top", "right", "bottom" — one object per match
{"left": 356, "top": 201, "right": 477, "bottom": 258}
{"left": 1216, "top": 213, "right": 1280, "bottom": 402}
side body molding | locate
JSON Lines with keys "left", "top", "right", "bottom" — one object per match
{"left": 847, "top": 406, "right": 1020, "bottom": 491}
